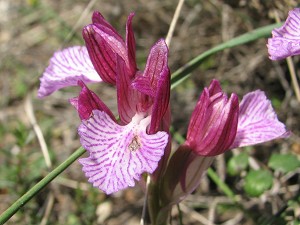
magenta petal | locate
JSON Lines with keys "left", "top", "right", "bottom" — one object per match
{"left": 131, "top": 39, "right": 171, "bottom": 133}
{"left": 208, "top": 79, "right": 223, "bottom": 95}
{"left": 116, "top": 56, "right": 139, "bottom": 124}
{"left": 78, "top": 111, "right": 168, "bottom": 194}
{"left": 83, "top": 25, "right": 123, "bottom": 84}
{"left": 83, "top": 18, "right": 132, "bottom": 85}
{"left": 148, "top": 66, "right": 171, "bottom": 134}
{"left": 231, "top": 91, "right": 290, "bottom": 148}
{"left": 70, "top": 81, "right": 115, "bottom": 121}
{"left": 186, "top": 80, "right": 239, "bottom": 156}
{"left": 92, "top": 11, "right": 123, "bottom": 40}
{"left": 132, "top": 39, "right": 169, "bottom": 97}
{"left": 38, "top": 46, "right": 101, "bottom": 98}
{"left": 267, "top": 8, "right": 300, "bottom": 60}
{"left": 126, "top": 13, "right": 137, "bottom": 75}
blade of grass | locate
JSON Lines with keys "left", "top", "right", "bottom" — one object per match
{"left": 0, "top": 147, "right": 85, "bottom": 225}
{"left": 171, "top": 23, "right": 282, "bottom": 90}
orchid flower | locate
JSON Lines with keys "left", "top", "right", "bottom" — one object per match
{"left": 267, "top": 8, "right": 300, "bottom": 60}
{"left": 39, "top": 12, "right": 171, "bottom": 194}
{"left": 163, "top": 80, "right": 289, "bottom": 204}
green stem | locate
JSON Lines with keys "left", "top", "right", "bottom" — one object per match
{"left": 0, "top": 147, "right": 85, "bottom": 225}
{"left": 171, "top": 23, "right": 282, "bottom": 90}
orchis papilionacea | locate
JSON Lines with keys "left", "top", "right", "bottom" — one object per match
{"left": 39, "top": 11, "right": 289, "bottom": 199}
{"left": 162, "top": 80, "right": 289, "bottom": 205}
{"left": 39, "top": 12, "right": 170, "bottom": 194}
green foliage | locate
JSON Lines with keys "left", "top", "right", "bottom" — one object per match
{"left": 268, "top": 153, "right": 300, "bottom": 173}
{"left": 244, "top": 169, "right": 273, "bottom": 197}
{"left": 227, "top": 152, "right": 249, "bottom": 176}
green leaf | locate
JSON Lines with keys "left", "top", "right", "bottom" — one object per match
{"left": 268, "top": 153, "right": 300, "bottom": 173}
{"left": 227, "top": 152, "right": 249, "bottom": 176}
{"left": 244, "top": 170, "right": 273, "bottom": 197}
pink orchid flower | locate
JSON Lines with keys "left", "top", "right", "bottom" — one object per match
{"left": 39, "top": 12, "right": 171, "bottom": 194}
{"left": 267, "top": 8, "right": 300, "bottom": 60}
{"left": 163, "top": 80, "right": 289, "bottom": 204}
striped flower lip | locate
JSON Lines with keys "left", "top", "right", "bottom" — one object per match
{"left": 267, "top": 8, "right": 300, "bottom": 60}
{"left": 78, "top": 110, "right": 168, "bottom": 194}
{"left": 38, "top": 46, "right": 101, "bottom": 98}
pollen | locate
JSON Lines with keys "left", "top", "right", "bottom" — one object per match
{"left": 128, "top": 135, "right": 141, "bottom": 151}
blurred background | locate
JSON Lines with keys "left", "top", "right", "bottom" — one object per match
{"left": 0, "top": 0, "right": 299, "bottom": 224}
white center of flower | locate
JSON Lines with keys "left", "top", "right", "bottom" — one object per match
{"left": 126, "top": 113, "right": 151, "bottom": 152}
{"left": 128, "top": 135, "right": 141, "bottom": 151}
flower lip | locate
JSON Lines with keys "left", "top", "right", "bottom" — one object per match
{"left": 267, "top": 8, "right": 300, "bottom": 60}
{"left": 230, "top": 90, "right": 290, "bottom": 148}
{"left": 78, "top": 110, "right": 169, "bottom": 194}
{"left": 38, "top": 46, "right": 101, "bottom": 98}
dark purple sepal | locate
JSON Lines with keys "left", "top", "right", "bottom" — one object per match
{"left": 132, "top": 39, "right": 169, "bottom": 97}
{"left": 116, "top": 56, "right": 139, "bottom": 124}
{"left": 148, "top": 67, "right": 171, "bottom": 134}
{"left": 83, "top": 25, "right": 121, "bottom": 85}
{"left": 186, "top": 80, "right": 239, "bottom": 156}
{"left": 69, "top": 80, "right": 115, "bottom": 121}
{"left": 126, "top": 13, "right": 137, "bottom": 76}
{"left": 92, "top": 11, "right": 123, "bottom": 40}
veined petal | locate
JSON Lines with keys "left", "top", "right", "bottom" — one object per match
{"left": 132, "top": 39, "right": 169, "bottom": 97}
{"left": 69, "top": 81, "right": 115, "bottom": 121}
{"left": 268, "top": 37, "right": 300, "bottom": 60}
{"left": 267, "top": 8, "right": 300, "bottom": 60}
{"left": 116, "top": 56, "right": 139, "bottom": 124}
{"left": 148, "top": 66, "right": 171, "bottom": 134}
{"left": 231, "top": 90, "right": 290, "bottom": 148}
{"left": 83, "top": 24, "right": 127, "bottom": 84}
{"left": 126, "top": 13, "right": 137, "bottom": 75}
{"left": 78, "top": 110, "right": 168, "bottom": 194}
{"left": 208, "top": 79, "right": 222, "bottom": 95}
{"left": 131, "top": 39, "right": 170, "bottom": 133}
{"left": 92, "top": 11, "right": 123, "bottom": 40}
{"left": 38, "top": 46, "right": 101, "bottom": 98}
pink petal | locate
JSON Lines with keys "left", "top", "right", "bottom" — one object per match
{"left": 38, "top": 46, "right": 101, "bottom": 98}
{"left": 69, "top": 81, "right": 115, "bottom": 121}
{"left": 267, "top": 8, "right": 300, "bottom": 60}
{"left": 231, "top": 90, "right": 290, "bottom": 148}
{"left": 78, "top": 110, "right": 168, "bottom": 194}
{"left": 131, "top": 39, "right": 171, "bottom": 133}
{"left": 132, "top": 39, "right": 169, "bottom": 97}
{"left": 148, "top": 66, "right": 170, "bottom": 134}
{"left": 208, "top": 79, "right": 222, "bottom": 95}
